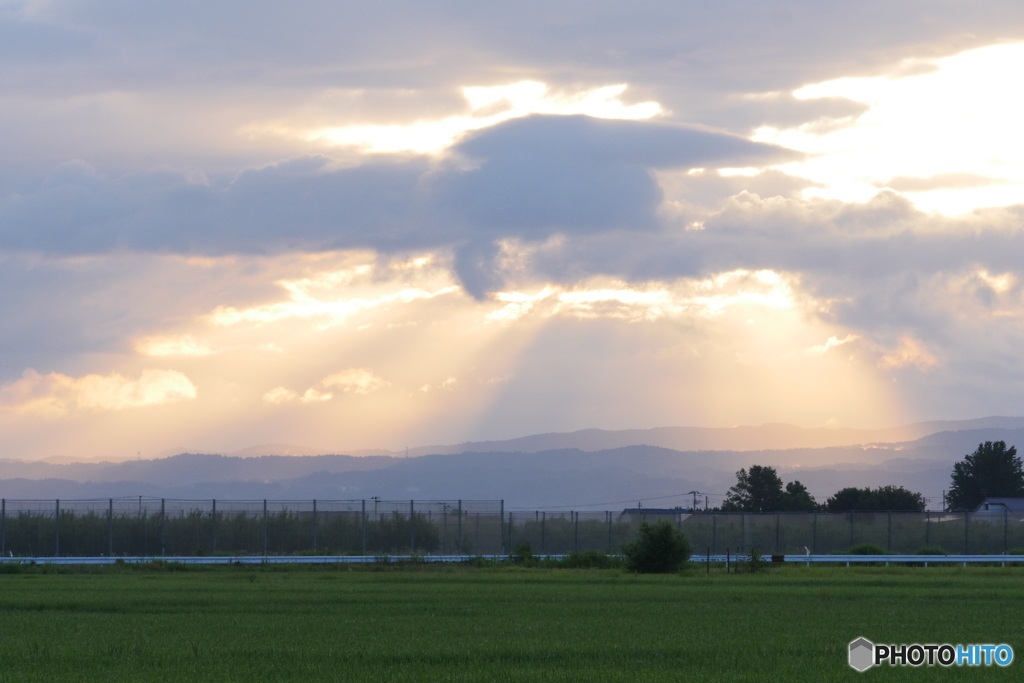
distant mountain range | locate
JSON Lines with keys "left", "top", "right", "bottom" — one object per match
{"left": 4, "top": 420, "right": 1024, "bottom": 508}
{"left": 139, "top": 416, "right": 1024, "bottom": 462}
{"left": 396, "top": 417, "right": 1024, "bottom": 456}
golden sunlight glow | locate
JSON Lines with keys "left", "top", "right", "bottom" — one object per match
{"left": 267, "top": 82, "right": 661, "bottom": 155}
{"left": 321, "top": 368, "right": 391, "bottom": 394}
{"left": 209, "top": 279, "right": 459, "bottom": 328}
{"left": 0, "top": 368, "right": 197, "bottom": 417}
{"left": 877, "top": 337, "right": 938, "bottom": 371}
{"left": 488, "top": 270, "right": 796, "bottom": 323}
{"left": 806, "top": 334, "right": 859, "bottom": 355}
{"left": 136, "top": 335, "right": 216, "bottom": 357}
{"left": 9, "top": 251, "right": 914, "bottom": 458}
{"left": 754, "top": 42, "right": 1024, "bottom": 214}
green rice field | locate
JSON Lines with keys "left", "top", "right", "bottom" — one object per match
{"left": 0, "top": 562, "right": 1020, "bottom": 681}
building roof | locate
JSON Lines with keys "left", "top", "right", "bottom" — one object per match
{"left": 620, "top": 507, "right": 687, "bottom": 515}
{"left": 975, "top": 497, "right": 1024, "bottom": 513}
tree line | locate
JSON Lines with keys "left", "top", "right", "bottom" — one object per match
{"left": 719, "top": 440, "right": 1024, "bottom": 513}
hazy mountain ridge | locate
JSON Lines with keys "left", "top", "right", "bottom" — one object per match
{"left": 0, "top": 453, "right": 397, "bottom": 486}
{"left": 401, "top": 417, "right": 1024, "bottom": 456}
{"left": 2, "top": 426, "right": 1021, "bottom": 507}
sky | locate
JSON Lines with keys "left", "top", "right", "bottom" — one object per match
{"left": 4, "top": 0, "right": 1024, "bottom": 460}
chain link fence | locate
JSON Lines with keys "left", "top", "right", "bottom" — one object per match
{"left": 1, "top": 499, "right": 1022, "bottom": 557}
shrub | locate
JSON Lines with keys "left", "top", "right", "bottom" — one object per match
{"left": 916, "top": 546, "right": 947, "bottom": 555}
{"left": 622, "top": 520, "right": 691, "bottom": 573}
{"left": 737, "top": 547, "right": 769, "bottom": 573}
{"left": 513, "top": 543, "right": 536, "bottom": 566}
{"left": 554, "top": 551, "right": 622, "bottom": 569}
{"left": 847, "top": 543, "right": 887, "bottom": 555}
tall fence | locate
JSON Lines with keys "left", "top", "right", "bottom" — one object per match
{"left": 1, "top": 499, "right": 1022, "bottom": 557}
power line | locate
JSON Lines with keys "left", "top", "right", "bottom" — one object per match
{"left": 508, "top": 492, "right": 730, "bottom": 511}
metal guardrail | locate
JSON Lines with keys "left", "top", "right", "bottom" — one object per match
{"left": 1, "top": 554, "right": 1022, "bottom": 566}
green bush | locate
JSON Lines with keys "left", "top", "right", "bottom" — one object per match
{"left": 916, "top": 546, "right": 947, "bottom": 555}
{"left": 847, "top": 543, "right": 887, "bottom": 555}
{"left": 743, "top": 548, "right": 769, "bottom": 573}
{"left": 554, "top": 551, "right": 622, "bottom": 569}
{"left": 513, "top": 543, "right": 536, "bottom": 565}
{"left": 622, "top": 520, "right": 691, "bottom": 574}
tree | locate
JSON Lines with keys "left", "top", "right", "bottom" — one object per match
{"left": 872, "top": 485, "right": 926, "bottom": 512}
{"left": 780, "top": 480, "right": 817, "bottom": 511}
{"left": 622, "top": 520, "right": 692, "bottom": 573}
{"left": 722, "top": 467, "right": 819, "bottom": 512}
{"left": 947, "top": 441, "right": 1024, "bottom": 511}
{"left": 721, "top": 465, "right": 784, "bottom": 512}
{"left": 824, "top": 485, "right": 925, "bottom": 512}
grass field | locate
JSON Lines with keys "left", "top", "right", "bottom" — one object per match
{"left": 0, "top": 563, "right": 1021, "bottom": 681}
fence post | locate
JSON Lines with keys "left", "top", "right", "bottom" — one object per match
{"left": 457, "top": 500, "right": 462, "bottom": 555}
{"left": 0, "top": 498, "right": 4, "bottom": 557}
{"left": 1005, "top": 508, "right": 1009, "bottom": 553}
{"left": 607, "top": 511, "right": 612, "bottom": 553}
{"left": 263, "top": 499, "right": 268, "bottom": 557}
{"left": 926, "top": 509, "right": 930, "bottom": 546}
{"left": 108, "top": 499, "right": 113, "bottom": 556}
{"left": 410, "top": 500, "right": 415, "bottom": 553}
{"left": 55, "top": 499, "right": 60, "bottom": 558}
{"left": 849, "top": 510, "right": 854, "bottom": 548}
{"left": 964, "top": 511, "right": 969, "bottom": 554}
{"left": 574, "top": 511, "right": 579, "bottom": 553}
{"left": 775, "top": 513, "right": 780, "bottom": 554}
{"left": 161, "top": 498, "right": 166, "bottom": 557}
{"left": 887, "top": 510, "right": 892, "bottom": 552}
{"left": 713, "top": 514, "right": 717, "bottom": 555}
{"left": 500, "top": 500, "right": 505, "bottom": 555}
{"left": 211, "top": 499, "right": 217, "bottom": 554}
{"left": 541, "top": 512, "right": 546, "bottom": 554}
{"left": 361, "top": 500, "right": 366, "bottom": 554}
{"left": 508, "top": 513, "right": 513, "bottom": 555}
{"left": 812, "top": 512, "right": 817, "bottom": 554}
{"left": 312, "top": 499, "right": 317, "bottom": 553}
{"left": 741, "top": 513, "right": 745, "bottom": 553}
{"left": 442, "top": 504, "right": 447, "bottom": 555}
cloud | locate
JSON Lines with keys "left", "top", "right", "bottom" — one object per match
{"left": 135, "top": 335, "right": 215, "bottom": 357}
{"left": 878, "top": 173, "right": 1009, "bottom": 192}
{"left": 0, "top": 116, "right": 793, "bottom": 261}
{"left": 486, "top": 270, "right": 795, "bottom": 323}
{"left": 298, "top": 388, "right": 333, "bottom": 403}
{"left": 291, "top": 81, "right": 662, "bottom": 155}
{"left": 264, "top": 368, "right": 390, "bottom": 405}
{"left": 878, "top": 337, "right": 938, "bottom": 371}
{"left": 807, "top": 334, "right": 859, "bottom": 355}
{"left": 208, "top": 262, "right": 460, "bottom": 328}
{"left": 262, "top": 386, "right": 297, "bottom": 404}
{"left": 757, "top": 43, "right": 1024, "bottom": 214}
{"left": 322, "top": 368, "right": 391, "bottom": 394}
{"left": 0, "top": 368, "right": 196, "bottom": 416}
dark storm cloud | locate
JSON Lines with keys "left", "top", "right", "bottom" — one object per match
{"left": 3, "top": 1, "right": 1024, "bottom": 134}
{"left": 0, "top": 115, "right": 791, "bottom": 260}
